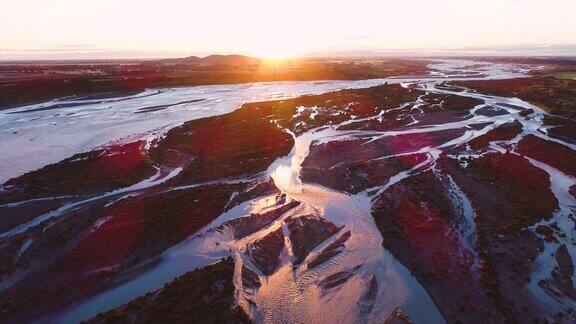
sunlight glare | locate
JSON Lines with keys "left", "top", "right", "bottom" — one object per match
{"left": 248, "top": 41, "right": 301, "bottom": 60}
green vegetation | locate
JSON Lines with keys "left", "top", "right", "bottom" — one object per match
{"left": 554, "top": 71, "right": 576, "bottom": 80}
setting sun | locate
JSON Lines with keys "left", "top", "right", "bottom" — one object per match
{"left": 248, "top": 40, "right": 302, "bottom": 59}
{"left": 244, "top": 28, "right": 308, "bottom": 60}
{"left": 251, "top": 47, "right": 297, "bottom": 60}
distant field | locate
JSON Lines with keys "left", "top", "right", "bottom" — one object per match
{"left": 554, "top": 71, "right": 576, "bottom": 79}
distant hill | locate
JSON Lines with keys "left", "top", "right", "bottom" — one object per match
{"left": 161, "top": 54, "right": 261, "bottom": 65}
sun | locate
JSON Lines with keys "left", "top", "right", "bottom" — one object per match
{"left": 248, "top": 42, "right": 301, "bottom": 60}
{"left": 254, "top": 49, "right": 292, "bottom": 60}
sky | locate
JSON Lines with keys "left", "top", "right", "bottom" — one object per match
{"left": 1, "top": 0, "right": 576, "bottom": 60}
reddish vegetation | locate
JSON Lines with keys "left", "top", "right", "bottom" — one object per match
{"left": 89, "top": 142, "right": 150, "bottom": 174}
{"left": 61, "top": 202, "right": 146, "bottom": 272}
{"left": 225, "top": 179, "right": 280, "bottom": 211}
{"left": 0, "top": 184, "right": 238, "bottom": 321}
{"left": 424, "top": 92, "right": 484, "bottom": 111}
{"left": 439, "top": 153, "right": 558, "bottom": 322}
{"left": 453, "top": 77, "right": 576, "bottom": 119}
{"left": 249, "top": 84, "right": 423, "bottom": 135}
{"left": 307, "top": 230, "right": 351, "bottom": 270}
{"left": 243, "top": 214, "right": 342, "bottom": 275}
{"left": 337, "top": 90, "right": 481, "bottom": 132}
{"left": 543, "top": 115, "right": 576, "bottom": 144}
{"left": 151, "top": 102, "right": 294, "bottom": 185}
{"left": 475, "top": 105, "right": 510, "bottom": 117}
{"left": 0, "top": 141, "right": 157, "bottom": 261}
{"left": 89, "top": 258, "right": 249, "bottom": 324}
{"left": 60, "top": 184, "right": 236, "bottom": 273}
{"left": 373, "top": 149, "right": 566, "bottom": 322}
{"left": 442, "top": 153, "right": 557, "bottom": 234}
{"left": 1, "top": 141, "right": 155, "bottom": 203}
{"left": 0, "top": 202, "right": 115, "bottom": 280}
{"left": 286, "top": 215, "right": 341, "bottom": 265}
{"left": 303, "top": 128, "right": 465, "bottom": 170}
{"left": 245, "top": 228, "right": 285, "bottom": 276}
{"left": 0, "top": 198, "right": 64, "bottom": 233}
{"left": 301, "top": 153, "right": 427, "bottom": 193}
{"left": 318, "top": 265, "right": 360, "bottom": 291}
{"left": 517, "top": 134, "right": 576, "bottom": 177}
{"left": 223, "top": 200, "right": 300, "bottom": 239}
{"left": 372, "top": 171, "right": 501, "bottom": 322}
{"left": 241, "top": 264, "right": 261, "bottom": 290}
{"left": 539, "top": 244, "right": 576, "bottom": 303}
{"left": 468, "top": 121, "right": 522, "bottom": 150}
